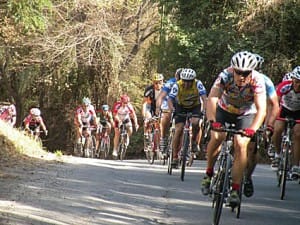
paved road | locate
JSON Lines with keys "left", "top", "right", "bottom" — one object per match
{"left": 0, "top": 158, "right": 299, "bottom": 225}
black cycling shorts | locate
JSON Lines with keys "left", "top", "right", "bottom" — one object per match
{"left": 216, "top": 106, "right": 255, "bottom": 130}
{"left": 174, "top": 104, "right": 202, "bottom": 124}
{"left": 279, "top": 106, "right": 300, "bottom": 120}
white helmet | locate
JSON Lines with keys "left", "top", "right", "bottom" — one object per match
{"left": 82, "top": 97, "right": 91, "bottom": 106}
{"left": 231, "top": 51, "right": 258, "bottom": 71}
{"left": 180, "top": 68, "right": 196, "bottom": 80}
{"left": 253, "top": 53, "right": 264, "bottom": 70}
{"left": 30, "top": 108, "right": 41, "bottom": 116}
{"left": 291, "top": 66, "right": 300, "bottom": 80}
{"left": 282, "top": 72, "right": 294, "bottom": 81}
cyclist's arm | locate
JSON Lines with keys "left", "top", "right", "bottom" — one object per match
{"left": 250, "top": 92, "right": 267, "bottom": 131}
{"left": 265, "top": 94, "right": 279, "bottom": 127}
{"left": 206, "top": 87, "right": 221, "bottom": 122}
{"left": 156, "top": 91, "right": 167, "bottom": 114}
{"left": 200, "top": 94, "right": 208, "bottom": 112}
{"left": 142, "top": 96, "right": 151, "bottom": 118}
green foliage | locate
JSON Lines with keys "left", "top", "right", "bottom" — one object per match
{"left": 157, "top": 0, "right": 300, "bottom": 87}
{"left": 7, "top": 0, "right": 52, "bottom": 32}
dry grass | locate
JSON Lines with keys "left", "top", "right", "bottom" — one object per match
{"left": 0, "top": 120, "right": 57, "bottom": 168}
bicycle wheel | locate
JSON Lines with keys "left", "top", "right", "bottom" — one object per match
{"left": 180, "top": 132, "right": 189, "bottom": 181}
{"left": 120, "top": 135, "right": 127, "bottom": 161}
{"left": 280, "top": 143, "right": 289, "bottom": 200}
{"left": 103, "top": 136, "right": 110, "bottom": 159}
{"left": 212, "top": 155, "right": 231, "bottom": 225}
{"left": 144, "top": 132, "right": 153, "bottom": 164}
{"left": 235, "top": 178, "right": 243, "bottom": 218}
{"left": 167, "top": 134, "right": 173, "bottom": 175}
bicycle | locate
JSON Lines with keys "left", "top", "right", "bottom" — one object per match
{"left": 144, "top": 116, "right": 161, "bottom": 164}
{"left": 178, "top": 112, "right": 195, "bottom": 181}
{"left": 167, "top": 113, "right": 176, "bottom": 175}
{"left": 75, "top": 125, "right": 96, "bottom": 158}
{"left": 276, "top": 117, "right": 300, "bottom": 200}
{"left": 96, "top": 123, "right": 111, "bottom": 159}
{"left": 209, "top": 123, "right": 245, "bottom": 225}
{"left": 117, "top": 122, "right": 129, "bottom": 161}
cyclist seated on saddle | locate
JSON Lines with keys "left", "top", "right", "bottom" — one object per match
{"left": 0, "top": 101, "right": 17, "bottom": 127}
{"left": 155, "top": 68, "right": 182, "bottom": 153}
{"left": 23, "top": 108, "right": 48, "bottom": 136}
{"left": 74, "top": 97, "right": 97, "bottom": 144}
{"left": 201, "top": 51, "right": 267, "bottom": 207}
{"left": 168, "top": 68, "right": 207, "bottom": 165}
{"left": 96, "top": 104, "right": 114, "bottom": 135}
{"left": 271, "top": 66, "right": 300, "bottom": 177}
{"left": 142, "top": 73, "right": 164, "bottom": 143}
{"left": 112, "top": 94, "right": 139, "bottom": 157}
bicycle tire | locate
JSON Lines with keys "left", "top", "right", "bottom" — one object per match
{"left": 180, "top": 131, "right": 189, "bottom": 181}
{"left": 280, "top": 143, "right": 289, "bottom": 200}
{"left": 235, "top": 178, "right": 243, "bottom": 218}
{"left": 212, "top": 169, "right": 225, "bottom": 225}
{"left": 212, "top": 155, "right": 231, "bottom": 225}
{"left": 120, "top": 135, "right": 127, "bottom": 161}
{"left": 167, "top": 134, "right": 173, "bottom": 175}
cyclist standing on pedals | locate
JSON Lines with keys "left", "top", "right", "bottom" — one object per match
{"left": 244, "top": 53, "right": 279, "bottom": 198}
{"left": 74, "top": 97, "right": 97, "bottom": 146}
{"left": 155, "top": 68, "right": 183, "bottom": 155}
{"left": 168, "top": 68, "right": 207, "bottom": 167}
{"left": 23, "top": 107, "right": 48, "bottom": 137}
{"left": 0, "top": 100, "right": 17, "bottom": 127}
{"left": 201, "top": 51, "right": 267, "bottom": 207}
{"left": 142, "top": 73, "right": 164, "bottom": 151}
{"left": 112, "top": 94, "right": 139, "bottom": 158}
{"left": 271, "top": 66, "right": 300, "bottom": 177}
{"left": 95, "top": 104, "right": 114, "bottom": 151}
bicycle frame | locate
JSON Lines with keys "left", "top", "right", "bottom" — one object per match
{"left": 179, "top": 112, "right": 193, "bottom": 181}
{"left": 144, "top": 116, "right": 160, "bottom": 164}
{"left": 167, "top": 114, "right": 176, "bottom": 175}
{"left": 209, "top": 123, "right": 244, "bottom": 225}
{"left": 118, "top": 123, "right": 128, "bottom": 161}
{"left": 276, "top": 117, "right": 299, "bottom": 200}
{"left": 98, "top": 125, "right": 110, "bottom": 159}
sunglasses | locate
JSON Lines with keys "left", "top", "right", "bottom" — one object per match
{"left": 154, "top": 81, "right": 163, "bottom": 85}
{"left": 234, "top": 69, "right": 252, "bottom": 77}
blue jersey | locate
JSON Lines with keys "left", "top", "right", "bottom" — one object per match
{"left": 161, "top": 77, "right": 177, "bottom": 110}
{"left": 263, "top": 75, "right": 276, "bottom": 98}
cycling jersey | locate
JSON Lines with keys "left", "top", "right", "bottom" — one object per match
{"left": 276, "top": 80, "right": 300, "bottom": 111}
{"left": 23, "top": 115, "right": 44, "bottom": 129}
{"left": 144, "top": 84, "right": 161, "bottom": 114}
{"left": 97, "top": 110, "right": 113, "bottom": 122}
{"left": 214, "top": 68, "right": 266, "bottom": 115}
{"left": 161, "top": 77, "right": 177, "bottom": 111}
{"left": 75, "top": 106, "right": 95, "bottom": 125}
{"left": 0, "top": 104, "right": 16, "bottom": 125}
{"left": 169, "top": 79, "right": 207, "bottom": 109}
{"left": 112, "top": 101, "right": 135, "bottom": 122}
{"left": 263, "top": 75, "right": 276, "bottom": 98}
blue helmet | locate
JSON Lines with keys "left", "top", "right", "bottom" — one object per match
{"left": 102, "top": 104, "right": 109, "bottom": 111}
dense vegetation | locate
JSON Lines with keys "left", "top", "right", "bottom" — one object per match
{"left": 0, "top": 0, "right": 299, "bottom": 153}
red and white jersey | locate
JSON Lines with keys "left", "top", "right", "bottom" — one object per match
{"left": 0, "top": 104, "right": 16, "bottom": 122}
{"left": 75, "top": 105, "right": 95, "bottom": 124}
{"left": 276, "top": 80, "right": 300, "bottom": 111}
{"left": 112, "top": 101, "right": 135, "bottom": 121}
{"left": 23, "top": 115, "right": 44, "bottom": 126}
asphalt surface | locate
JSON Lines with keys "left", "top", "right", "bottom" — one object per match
{"left": 0, "top": 158, "right": 299, "bottom": 225}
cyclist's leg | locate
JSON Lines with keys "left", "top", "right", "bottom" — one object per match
{"left": 292, "top": 123, "right": 300, "bottom": 175}
{"left": 271, "top": 120, "right": 285, "bottom": 168}
{"left": 125, "top": 122, "right": 133, "bottom": 146}
{"left": 160, "top": 111, "right": 171, "bottom": 152}
{"left": 244, "top": 140, "right": 257, "bottom": 197}
{"left": 113, "top": 123, "right": 120, "bottom": 157}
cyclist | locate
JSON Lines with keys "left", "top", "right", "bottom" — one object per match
{"left": 112, "top": 94, "right": 139, "bottom": 157}
{"left": 201, "top": 51, "right": 267, "bottom": 207}
{"left": 271, "top": 66, "right": 300, "bottom": 177}
{"left": 155, "top": 68, "right": 183, "bottom": 154}
{"left": 168, "top": 68, "right": 207, "bottom": 167}
{"left": 0, "top": 101, "right": 16, "bottom": 127}
{"left": 142, "top": 73, "right": 164, "bottom": 148}
{"left": 245, "top": 53, "right": 279, "bottom": 197}
{"left": 74, "top": 97, "right": 97, "bottom": 145}
{"left": 95, "top": 104, "right": 114, "bottom": 151}
{"left": 23, "top": 108, "right": 48, "bottom": 137}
